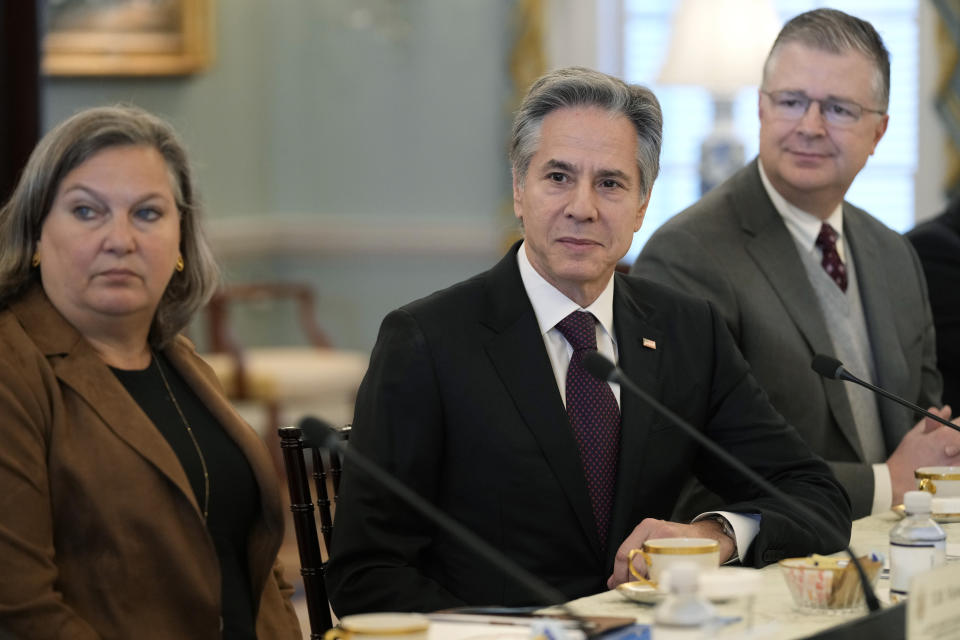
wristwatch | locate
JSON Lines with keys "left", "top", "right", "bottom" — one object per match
{"left": 705, "top": 515, "right": 736, "bottom": 541}
{"left": 703, "top": 515, "right": 739, "bottom": 564}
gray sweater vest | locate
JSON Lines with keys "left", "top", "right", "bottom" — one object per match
{"left": 797, "top": 237, "right": 885, "bottom": 462}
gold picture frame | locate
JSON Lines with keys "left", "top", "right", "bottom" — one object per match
{"left": 43, "top": 0, "right": 213, "bottom": 77}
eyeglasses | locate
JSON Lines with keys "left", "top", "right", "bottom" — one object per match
{"left": 761, "top": 90, "right": 885, "bottom": 126}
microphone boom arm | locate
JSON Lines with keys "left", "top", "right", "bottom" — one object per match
{"left": 298, "top": 417, "right": 592, "bottom": 635}
{"left": 582, "top": 352, "right": 881, "bottom": 613}
{"left": 838, "top": 368, "right": 958, "bottom": 434}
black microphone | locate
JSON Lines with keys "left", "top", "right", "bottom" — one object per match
{"left": 581, "top": 351, "right": 882, "bottom": 613}
{"left": 811, "top": 354, "right": 959, "bottom": 434}
{"left": 297, "top": 416, "right": 594, "bottom": 635}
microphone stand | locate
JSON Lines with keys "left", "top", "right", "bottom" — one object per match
{"left": 582, "top": 352, "right": 882, "bottom": 613}
{"left": 298, "top": 417, "right": 596, "bottom": 638}
{"left": 811, "top": 354, "right": 960, "bottom": 434}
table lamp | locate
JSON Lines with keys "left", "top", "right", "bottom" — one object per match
{"left": 657, "top": 0, "right": 781, "bottom": 194}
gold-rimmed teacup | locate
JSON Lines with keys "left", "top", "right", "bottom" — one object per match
{"left": 627, "top": 537, "right": 720, "bottom": 587}
{"left": 916, "top": 466, "right": 960, "bottom": 497}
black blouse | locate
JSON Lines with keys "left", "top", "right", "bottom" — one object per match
{"left": 112, "top": 353, "right": 260, "bottom": 640}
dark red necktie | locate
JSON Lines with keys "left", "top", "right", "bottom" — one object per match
{"left": 815, "top": 223, "right": 848, "bottom": 292}
{"left": 555, "top": 311, "right": 621, "bottom": 547}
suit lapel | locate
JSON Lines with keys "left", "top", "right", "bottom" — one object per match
{"left": 165, "top": 340, "right": 284, "bottom": 594}
{"left": 607, "top": 277, "right": 663, "bottom": 562}
{"left": 51, "top": 340, "right": 205, "bottom": 520}
{"left": 481, "top": 245, "right": 603, "bottom": 559}
{"left": 8, "top": 288, "right": 204, "bottom": 519}
{"left": 13, "top": 287, "right": 282, "bottom": 597}
{"left": 12, "top": 287, "right": 278, "bottom": 540}
{"left": 735, "top": 163, "right": 865, "bottom": 461}
{"left": 844, "top": 208, "right": 908, "bottom": 442}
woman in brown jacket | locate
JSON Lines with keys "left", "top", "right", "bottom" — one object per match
{"left": 0, "top": 106, "right": 302, "bottom": 639}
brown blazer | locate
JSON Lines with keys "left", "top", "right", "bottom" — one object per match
{"left": 0, "top": 287, "right": 301, "bottom": 640}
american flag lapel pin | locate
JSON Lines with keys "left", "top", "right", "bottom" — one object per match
{"left": 642, "top": 338, "right": 657, "bottom": 350}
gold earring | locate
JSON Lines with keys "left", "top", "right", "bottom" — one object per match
{"left": 175, "top": 255, "right": 184, "bottom": 272}
{"left": 31, "top": 252, "right": 40, "bottom": 268}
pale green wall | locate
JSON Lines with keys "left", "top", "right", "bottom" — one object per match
{"left": 42, "top": 0, "right": 514, "bottom": 351}
{"left": 264, "top": 2, "right": 513, "bottom": 218}
{"left": 44, "top": 0, "right": 274, "bottom": 217}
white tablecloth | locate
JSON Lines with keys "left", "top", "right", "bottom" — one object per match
{"left": 416, "top": 512, "right": 960, "bottom": 638}
{"left": 544, "top": 511, "right": 960, "bottom": 639}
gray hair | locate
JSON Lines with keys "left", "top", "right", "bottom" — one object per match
{"left": 0, "top": 104, "right": 220, "bottom": 348}
{"left": 763, "top": 8, "right": 890, "bottom": 112}
{"left": 510, "top": 67, "right": 663, "bottom": 197}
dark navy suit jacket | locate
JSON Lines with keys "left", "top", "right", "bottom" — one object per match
{"left": 327, "top": 242, "right": 851, "bottom": 615}
{"left": 908, "top": 201, "right": 960, "bottom": 410}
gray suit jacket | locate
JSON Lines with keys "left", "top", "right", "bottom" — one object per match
{"left": 632, "top": 159, "right": 942, "bottom": 518}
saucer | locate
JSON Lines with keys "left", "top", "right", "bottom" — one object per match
{"left": 935, "top": 513, "right": 960, "bottom": 524}
{"left": 337, "top": 612, "right": 430, "bottom": 634}
{"left": 891, "top": 502, "right": 960, "bottom": 523}
{"left": 615, "top": 581, "right": 664, "bottom": 604}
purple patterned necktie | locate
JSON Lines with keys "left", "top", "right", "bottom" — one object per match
{"left": 555, "top": 311, "right": 621, "bottom": 547}
{"left": 815, "top": 223, "right": 848, "bottom": 292}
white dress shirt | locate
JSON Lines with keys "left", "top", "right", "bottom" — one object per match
{"left": 516, "top": 242, "right": 759, "bottom": 561}
{"left": 517, "top": 241, "right": 620, "bottom": 406}
{"left": 759, "top": 161, "right": 893, "bottom": 514}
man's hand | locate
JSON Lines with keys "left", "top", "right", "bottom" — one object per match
{"left": 887, "top": 405, "right": 960, "bottom": 506}
{"left": 606, "top": 518, "right": 736, "bottom": 589}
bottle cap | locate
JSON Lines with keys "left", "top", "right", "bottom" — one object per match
{"left": 699, "top": 567, "right": 762, "bottom": 599}
{"left": 904, "top": 490, "right": 933, "bottom": 514}
{"left": 662, "top": 562, "right": 700, "bottom": 594}
{"left": 655, "top": 562, "right": 715, "bottom": 627}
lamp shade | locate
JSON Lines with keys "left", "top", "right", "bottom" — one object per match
{"left": 657, "top": 0, "right": 781, "bottom": 94}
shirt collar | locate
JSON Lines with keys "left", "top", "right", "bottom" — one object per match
{"left": 516, "top": 241, "right": 616, "bottom": 340}
{"left": 758, "top": 159, "right": 845, "bottom": 259}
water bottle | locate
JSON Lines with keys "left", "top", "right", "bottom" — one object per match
{"left": 889, "top": 490, "right": 946, "bottom": 602}
{"left": 652, "top": 562, "right": 715, "bottom": 639}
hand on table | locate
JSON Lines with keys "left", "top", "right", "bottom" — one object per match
{"left": 606, "top": 517, "right": 735, "bottom": 589}
{"left": 887, "top": 405, "right": 960, "bottom": 506}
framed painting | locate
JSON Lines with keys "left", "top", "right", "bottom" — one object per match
{"left": 43, "top": 0, "right": 213, "bottom": 76}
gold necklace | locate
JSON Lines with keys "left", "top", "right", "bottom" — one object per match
{"left": 154, "top": 353, "right": 210, "bottom": 520}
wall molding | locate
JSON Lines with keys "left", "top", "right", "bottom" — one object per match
{"left": 206, "top": 214, "right": 505, "bottom": 258}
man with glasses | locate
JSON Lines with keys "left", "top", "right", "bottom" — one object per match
{"left": 634, "top": 8, "right": 958, "bottom": 520}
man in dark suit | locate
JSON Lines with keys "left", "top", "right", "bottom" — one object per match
{"left": 908, "top": 198, "right": 960, "bottom": 410}
{"left": 326, "top": 67, "right": 850, "bottom": 616}
{"left": 634, "top": 9, "right": 958, "bottom": 521}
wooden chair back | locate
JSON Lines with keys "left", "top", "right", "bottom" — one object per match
{"left": 278, "top": 424, "right": 351, "bottom": 638}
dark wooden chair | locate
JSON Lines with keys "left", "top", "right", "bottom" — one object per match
{"left": 278, "top": 423, "right": 351, "bottom": 639}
